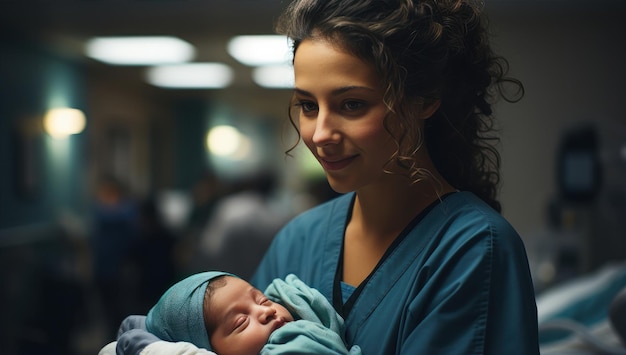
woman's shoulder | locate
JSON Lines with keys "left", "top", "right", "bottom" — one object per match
{"left": 441, "top": 191, "right": 515, "bottom": 227}
{"left": 432, "top": 191, "right": 522, "bottom": 246}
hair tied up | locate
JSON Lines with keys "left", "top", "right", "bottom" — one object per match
{"left": 460, "top": 0, "right": 485, "bottom": 13}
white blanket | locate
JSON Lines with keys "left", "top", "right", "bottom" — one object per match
{"left": 99, "top": 340, "right": 217, "bottom": 355}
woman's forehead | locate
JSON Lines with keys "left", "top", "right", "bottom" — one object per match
{"left": 293, "top": 40, "right": 381, "bottom": 93}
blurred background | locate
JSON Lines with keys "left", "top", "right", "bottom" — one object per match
{"left": 0, "top": 0, "right": 625, "bottom": 354}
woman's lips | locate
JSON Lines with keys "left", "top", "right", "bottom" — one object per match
{"left": 319, "top": 155, "right": 356, "bottom": 171}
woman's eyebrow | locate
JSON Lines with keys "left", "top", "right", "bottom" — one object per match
{"left": 294, "top": 85, "right": 375, "bottom": 97}
{"left": 332, "top": 85, "right": 376, "bottom": 95}
{"left": 294, "top": 88, "right": 313, "bottom": 97}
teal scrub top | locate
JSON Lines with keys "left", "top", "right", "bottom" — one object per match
{"left": 251, "top": 192, "right": 539, "bottom": 354}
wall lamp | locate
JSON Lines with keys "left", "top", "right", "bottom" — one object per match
{"left": 43, "top": 107, "right": 86, "bottom": 138}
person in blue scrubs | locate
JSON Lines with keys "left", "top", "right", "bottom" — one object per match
{"left": 251, "top": 0, "right": 539, "bottom": 354}
{"left": 103, "top": 0, "right": 539, "bottom": 353}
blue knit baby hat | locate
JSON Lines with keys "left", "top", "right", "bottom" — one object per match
{"left": 146, "top": 271, "right": 234, "bottom": 350}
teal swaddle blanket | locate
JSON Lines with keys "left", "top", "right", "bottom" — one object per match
{"left": 262, "top": 274, "right": 361, "bottom": 355}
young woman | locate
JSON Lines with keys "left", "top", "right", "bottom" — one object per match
{"left": 104, "top": 1, "right": 538, "bottom": 353}
{"left": 251, "top": 0, "right": 539, "bottom": 353}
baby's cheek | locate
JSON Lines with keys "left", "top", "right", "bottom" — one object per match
{"left": 282, "top": 310, "right": 295, "bottom": 322}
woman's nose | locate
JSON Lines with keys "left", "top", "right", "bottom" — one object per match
{"left": 312, "top": 109, "right": 340, "bottom": 146}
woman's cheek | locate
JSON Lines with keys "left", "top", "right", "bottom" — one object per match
{"left": 299, "top": 120, "right": 316, "bottom": 150}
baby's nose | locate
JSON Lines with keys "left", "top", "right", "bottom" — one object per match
{"left": 259, "top": 305, "right": 277, "bottom": 323}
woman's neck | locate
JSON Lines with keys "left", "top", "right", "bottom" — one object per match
{"left": 341, "top": 175, "right": 455, "bottom": 286}
{"left": 351, "top": 176, "right": 454, "bottom": 239}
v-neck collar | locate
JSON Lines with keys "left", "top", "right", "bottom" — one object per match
{"left": 332, "top": 192, "right": 456, "bottom": 318}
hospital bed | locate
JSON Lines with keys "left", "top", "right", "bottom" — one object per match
{"left": 537, "top": 262, "right": 626, "bottom": 354}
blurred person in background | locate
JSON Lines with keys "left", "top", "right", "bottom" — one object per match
{"left": 185, "top": 169, "right": 291, "bottom": 280}
{"left": 174, "top": 171, "right": 225, "bottom": 276}
{"left": 186, "top": 170, "right": 224, "bottom": 234}
{"left": 127, "top": 197, "right": 178, "bottom": 314}
{"left": 90, "top": 175, "right": 139, "bottom": 339}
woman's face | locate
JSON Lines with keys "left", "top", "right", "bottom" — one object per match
{"left": 293, "top": 39, "right": 397, "bottom": 194}
{"left": 208, "top": 277, "right": 293, "bottom": 355}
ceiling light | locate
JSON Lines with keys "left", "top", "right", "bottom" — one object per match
{"left": 85, "top": 36, "right": 195, "bottom": 65}
{"left": 252, "top": 64, "right": 294, "bottom": 89}
{"left": 227, "top": 35, "right": 293, "bottom": 66}
{"left": 145, "top": 63, "right": 234, "bottom": 89}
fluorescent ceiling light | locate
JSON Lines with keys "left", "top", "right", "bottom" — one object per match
{"left": 227, "top": 35, "right": 293, "bottom": 66}
{"left": 252, "top": 64, "right": 294, "bottom": 89}
{"left": 145, "top": 63, "right": 234, "bottom": 89}
{"left": 85, "top": 36, "right": 195, "bottom": 65}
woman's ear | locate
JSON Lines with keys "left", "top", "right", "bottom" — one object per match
{"left": 417, "top": 99, "right": 441, "bottom": 119}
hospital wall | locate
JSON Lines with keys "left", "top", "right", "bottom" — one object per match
{"left": 488, "top": 3, "right": 626, "bottom": 284}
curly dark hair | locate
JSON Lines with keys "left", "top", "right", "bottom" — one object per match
{"left": 203, "top": 275, "right": 228, "bottom": 340}
{"left": 277, "top": 0, "right": 524, "bottom": 212}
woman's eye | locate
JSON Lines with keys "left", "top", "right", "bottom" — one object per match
{"left": 343, "top": 100, "right": 365, "bottom": 111}
{"left": 295, "top": 101, "right": 317, "bottom": 113}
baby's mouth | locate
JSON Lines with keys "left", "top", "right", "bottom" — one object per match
{"left": 272, "top": 317, "right": 288, "bottom": 331}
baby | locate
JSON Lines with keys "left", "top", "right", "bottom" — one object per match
{"left": 202, "top": 273, "right": 292, "bottom": 354}
{"left": 108, "top": 271, "right": 360, "bottom": 355}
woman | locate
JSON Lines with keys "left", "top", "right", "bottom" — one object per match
{"left": 105, "top": 0, "right": 538, "bottom": 353}
{"left": 251, "top": 0, "right": 538, "bottom": 353}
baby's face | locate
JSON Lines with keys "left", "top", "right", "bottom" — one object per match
{"left": 207, "top": 277, "right": 293, "bottom": 355}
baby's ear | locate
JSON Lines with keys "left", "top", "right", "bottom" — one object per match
{"left": 417, "top": 99, "right": 441, "bottom": 120}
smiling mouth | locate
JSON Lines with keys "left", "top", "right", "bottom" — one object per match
{"left": 319, "top": 156, "right": 356, "bottom": 171}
